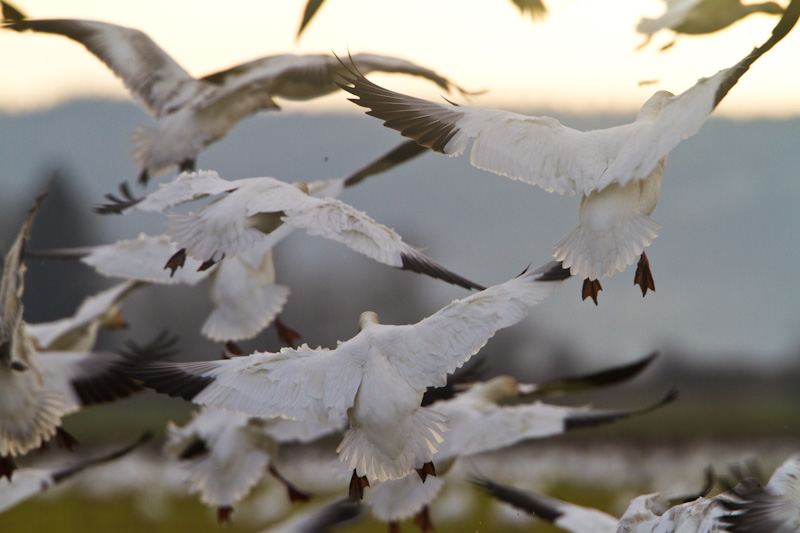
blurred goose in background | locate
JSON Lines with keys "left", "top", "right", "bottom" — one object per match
{"left": 0, "top": 432, "right": 151, "bottom": 513}
{"left": 24, "top": 280, "right": 142, "bottom": 352}
{"left": 165, "top": 405, "right": 346, "bottom": 523}
{"left": 0, "top": 190, "right": 169, "bottom": 479}
{"left": 720, "top": 454, "right": 800, "bottom": 532}
{"left": 135, "top": 261, "right": 571, "bottom": 499}
{"left": 474, "top": 467, "right": 738, "bottom": 533}
{"left": 1, "top": 5, "right": 473, "bottom": 184}
{"left": 339, "top": 2, "right": 800, "bottom": 304}
{"left": 366, "top": 364, "right": 675, "bottom": 531}
{"left": 637, "top": 0, "right": 785, "bottom": 51}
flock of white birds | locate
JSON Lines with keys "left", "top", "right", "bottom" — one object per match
{"left": 1, "top": 0, "right": 799, "bottom": 531}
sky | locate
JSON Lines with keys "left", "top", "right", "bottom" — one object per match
{"left": 1, "top": 0, "right": 799, "bottom": 117}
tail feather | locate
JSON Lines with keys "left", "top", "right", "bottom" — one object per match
{"left": 337, "top": 408, "right": 447, "bottom": 482}
{"left": 554, "top": 216, "right": 660, "bottom": 280}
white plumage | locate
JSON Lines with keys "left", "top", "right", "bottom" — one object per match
{"left": 339, "top": 7, "right": 797, "bottom": 302}
{"left": 136, "top": 261, "right": 570, "bottom": 489}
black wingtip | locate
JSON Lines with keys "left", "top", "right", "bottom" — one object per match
{"left": 532, "top": 261, "right": 572, "bottom": 282}
{"left": 134, "top": 361, "right": 217, "bottom": 401}
{"left": 564, "top": 387, "right": 678, "bottom": 431}
{"left": 93, "top": 181, "right": 144, "bottom": 215}
{"left": 472, "top": 477, "right": 563, "bottom": 522}
{"left": 400, "top": 253, "right": 486, "bottom": 291}
{"left": 51, "top": 431, "right": 154, "bottom": 483}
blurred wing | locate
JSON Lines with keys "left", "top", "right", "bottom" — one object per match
{"left": 378, "top": 262, "right": 570, "bottom": 391}
{"left": 80, "top": 234, "right": 209, "bottom": 285}
{"left": 348, "top": 52, "right": 475, "bottom": 94}
{"left": 265, "top": 496, "right": 361, "bottom": 533}
{"left": 25, "top": 280, "right": 142, "bottom": 351}
{"left": 473, "top": 478, "right": 619, "bottom": 533}
{"left": 338, "top": 61, "right": 608, "bottom": 196}
{"left": 510, "top": 0, "right": 548, "bottom": 21}
{"left": 366, "top": 475, "right": 444, "bottom": 522}
{"left": 136, "top": 342, "right": 366, "bottom": 424}
{"left": 5, "top": 19, "right": 196, "bottom": 117}
{"left": 296, "top": 0, "right": 325, "bottom": 38}
{"left": 39, "top": 333, "right": 176, "bottom": 413}
{"left": 135, "top": 170, "right": 240, "bottom": 213}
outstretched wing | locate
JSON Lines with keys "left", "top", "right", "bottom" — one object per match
{"left": 4, "top": 18, "right": 197, "bottom": 117}
{"left": 377, "top": 262, "right": 570, "bottom": 391}
{"left": 135, "top": 343, "right": 365, "bottom": 425}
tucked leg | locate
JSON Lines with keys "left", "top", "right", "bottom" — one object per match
{"left": 275, "top": 317, "right": 302, "bottom": 348}
{"left": 217, "top": 505, "right": 233, "bottom": 524}
{"left": 414, "top": 505, "right": 435, "bottom": 532}
{"left": 582, "top": 278, "right": 602, "bottom": 305}
{"left": 268, "top": 464, "right": 311, "bottom": 502}
{"left": 634, "top": 252, "right": 655, "bottom": 297}
{"left": 349, "top": 470, "right": 369, "bottom": 500}
{"left": 0, "top": 456, "right": 16, "bottom": 480}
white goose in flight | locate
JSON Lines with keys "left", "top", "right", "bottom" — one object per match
{"left": 2, "top": 7, "right": 475, "bottom": 184}
{"left": 338, "top": 3, "right": 799, "bottom": 304}
{"left": 135, "top": 261, "right": 571, "bottom": 499}
{"left": 117, "top": 168, "right": 485, "bottom": 293}
{"left": 637, "top": 0, "right": 785, "bottom": 51}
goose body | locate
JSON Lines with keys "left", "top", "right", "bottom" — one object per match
{"left": 135, "top": 261, "right": 570, "bottom": 492}
{"left": 339, "top": 4, "right": 799, "bottom": 302}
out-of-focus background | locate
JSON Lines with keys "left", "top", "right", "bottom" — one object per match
{"left": 1, "top": 0, "right": 798, "bottom": 531}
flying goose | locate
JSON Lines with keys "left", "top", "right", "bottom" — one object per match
{"left": 110, "top": 169, "right": 484, "bottom": 294}
{"left": 637, "top": 0, "right": 785, "bottom": 51}
{"left": 338, "top": 2, "right": 800, "bottom": 303}
{"left": 1, "top": 7, "right": 473, "bottom": 183}
{"left": 366, "top": 374, "right": 675, "bottom": 532}
{"left": 165, "top": 405, "right": 346, "bottom": 523}
{"left": 135, "top": 261, "right": 571, "bottom": 499}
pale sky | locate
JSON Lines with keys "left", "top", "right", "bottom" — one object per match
{"left": 1, "top": 0, "right": 798, "bottom": 117}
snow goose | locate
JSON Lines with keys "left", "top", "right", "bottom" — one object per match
{"left": 0, "top": 432, "right": 151, "bottom": 513}
{"left": 135, "top": 260, "right": 571, "bottom": 498}
{"left": 366, "top": 376, "right": 675, "bottom": 531}
{"left": 109, "top": 168, "right": 484, "bottom": 293}
{"left": 1, "top": 9, "right": 472, "bottom": 184}
{"left": 23, "top": 280, "right": 143, "bottom": 352}
{"left": 474, "top": 467, "right": 733, "bottom": 533}
{"left": 720, "top": 454, "right": 800, "bottom": 532}
{"left": 165, "top": 405, "right": 346, "bottom": 522}
{"left": 338, "top": 2, "right": 800, "bottom": 304}
{"left": 637, "top": 0, "right": 785, "bottom": 51}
